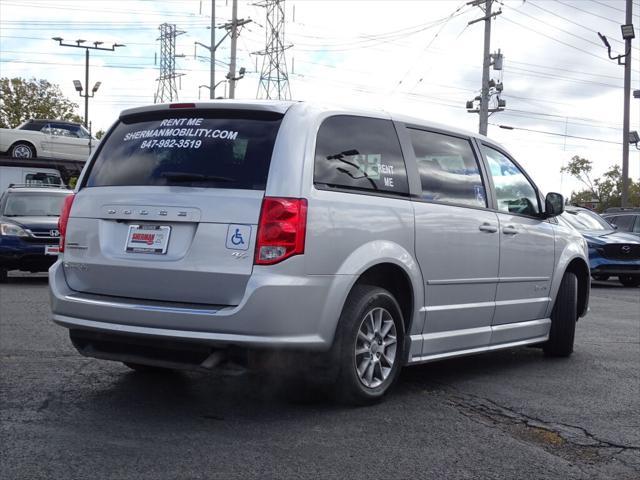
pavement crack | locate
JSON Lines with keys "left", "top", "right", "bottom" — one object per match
{"left": 445, "top": 390, "right": 640, "bottom": 467}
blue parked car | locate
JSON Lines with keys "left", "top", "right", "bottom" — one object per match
{"left": 559, "top": 206, "right": 640, "bottom": 287}
{"left": 0, "top": 185, "right": 73, "bottom": 282}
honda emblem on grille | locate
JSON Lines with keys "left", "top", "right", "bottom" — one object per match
{"left": 621, "top": 245, "right": 631, "bottom": 254}
{"left": 50, "top": 229, "right": 60, "bottom": 237}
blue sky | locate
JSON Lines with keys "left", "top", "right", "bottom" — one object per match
{"left": 1, "top": 0, "right": 639, "bottom": 196}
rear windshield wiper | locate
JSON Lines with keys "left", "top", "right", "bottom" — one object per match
{"left": 160, "top": 172, "right": 235, "bottom": 183}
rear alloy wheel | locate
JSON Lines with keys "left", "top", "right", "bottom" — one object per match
{"left": 544, "top": 272, "right": 578, "bottom": 357}
{"left": 592, "top": 274, "right": 609, "bottom": 281}
{"left": 618, "top": 275, "right": 640, "bottom": 287}
{"left": 10, "top": 142, "right": 35, "bottom": 158}
{"left": 334, "top": 285, "right": 404, "bottom": 405}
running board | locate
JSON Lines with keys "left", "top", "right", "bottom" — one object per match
{"left": 407, "top": 318, "right": 551, "bottom": 364}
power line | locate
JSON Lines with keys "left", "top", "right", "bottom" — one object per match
{"left": 589, "top": 0, "right": 625, "bottom": 13}
{"left": 553, "top": 0, "right": 626, "bottom": 25}
{"left": 499, "top": 16, "right": 616, "bottom": 64}
{"left": 507, "top": 60, "right": 623, "bottom": 80}
{"left": 505, "top": 4, "right": 604, "bottom": 49}
{"left": 392, "top": 2, "right": 469, "bottom": 92}
{"left": 504, "top": 65, "right": 623, "bottom": 89}
{"left": 526, "top": 1, "right": 637, "bottom": 50}
{"left": 489, "top": 123, "right": 622, "bottom": 145}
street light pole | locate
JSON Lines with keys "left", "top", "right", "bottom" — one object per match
{"left": 598, "top": 2, "right": 635, "bottom": 207}
{"left": 621, "top": 0, "right": 633, "bottom": 207}
{"left": 84, "top": 48, "right": 89, "bottom": 128}
{"left": 52, "top": 38, "right": 125, "bottom": 128}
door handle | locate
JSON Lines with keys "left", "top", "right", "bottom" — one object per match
{"left": 479, "top": 223, "right": 498, "bottom": 233}
{"left": 502, "top": 225, "right": 519, "bottom": 235}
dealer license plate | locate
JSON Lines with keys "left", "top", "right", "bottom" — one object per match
{"left": 125, "top": 225, "right": 171, "bottom": 254}
{"left": 45, "top": 245, "right": 60, "bottom": 255}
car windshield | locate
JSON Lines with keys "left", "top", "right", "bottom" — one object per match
{"left": 562, "top": 209, "right": 612, "bottom": 231}
{"left": 2, "top": 192, "right": 71, "bottom": 217}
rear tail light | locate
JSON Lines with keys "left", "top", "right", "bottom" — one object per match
{"left": 255, "top": 197, "right": 307, "bottom": 265}
{"left": 58, "top": 194, "right": 75, "bottom": 253}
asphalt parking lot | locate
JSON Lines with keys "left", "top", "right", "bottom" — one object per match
{"left": 0, "top": 274, "right": 638, "bottom": 480}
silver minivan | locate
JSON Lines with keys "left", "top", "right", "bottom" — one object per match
{"left": 50, "top": 101, "right": 590, "bottom": 403}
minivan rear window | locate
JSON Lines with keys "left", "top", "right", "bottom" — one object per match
{"left": 84, "top": 110, "right": 283, "bottom": 190}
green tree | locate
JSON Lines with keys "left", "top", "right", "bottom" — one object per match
{"left": 562, "top": 156, "right": 640, "bottom": 211}
{"left": 0, "top": 77, "right": 83, "bottom": 128}
{"left": 95, "top": 129, "right": 106, "bottom": 140}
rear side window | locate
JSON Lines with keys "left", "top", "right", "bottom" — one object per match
{"left": 608, "top": 215, "right": 634, "bottom": 231}
{"left": 408, "top": 129, "right": 486, "bottom": 208}
{"left": 314, "top": 115, "right": 409, "bottom": 195}
{"left": 85, "top": 111, "right": 282, "bottom": 190}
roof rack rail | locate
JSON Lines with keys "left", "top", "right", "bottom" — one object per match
{"left": 7, "top": 183, "right": 68, "bottom": 189}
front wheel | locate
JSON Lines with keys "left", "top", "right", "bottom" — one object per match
{"left": 618, "top": 275, "right": 640, "bottom": 287}
{"left": 544, "top": 272, "right": 578, "bottom": 357}
{"left": 333, "top": 285, "right": 404, "bottom": 405}
{"left": 10, "top": 142, "right": 35, "bottom": 158}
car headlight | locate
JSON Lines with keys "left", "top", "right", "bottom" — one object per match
{"left": 0, "top": 222, "right": 29, "bottom": 237}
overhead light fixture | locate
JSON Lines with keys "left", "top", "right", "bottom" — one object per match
{"left": 51, "top": 36, "right": 63, "bottom": 42}
{"left": 629, "top": 131, "right": 640, "bottom": 144}
{"left": 597, "top": 32, "right": 611, "bottom": 49}
{"left": 73, "top": 80, "right": 83, "bottom": 92}
{"left": 621, "top": 24, "right": 635, "bottom": 41}
{"left": 92, "top": 81, "right": 101, "bottom": 93}
{"left": 75, "top": 39, "right": 86, "bottom": 44}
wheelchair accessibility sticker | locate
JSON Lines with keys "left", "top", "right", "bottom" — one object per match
{"left": 226, "top": 224, "right": 251, "bottom": 251}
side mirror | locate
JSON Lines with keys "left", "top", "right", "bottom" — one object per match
{"left": 544, "top": 192, "right": 564, "bottom": 217}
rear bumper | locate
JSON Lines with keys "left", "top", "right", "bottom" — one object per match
{"left": 49, "top": 259, "right": 353, "bottom": 352}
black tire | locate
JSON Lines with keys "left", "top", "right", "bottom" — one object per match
{"left": 10, "top": 142, "right": 35, "bottom": 159}
{"left": 0, "top": 268, "right": 7, "bottom": 283}
{"left": 333, "top": 285, "right": 405, "bottom": 405}
{"left": 592, "top": 274, "right": 609, "bottom": 281}
{"left": 618, "top": 275, "right": 640, "bottom": 287}
{"left": 123, "top": 362, "right": 172, "bottom": 373}
{"left": 544, "top": 272, "right": 578, "bottom": 357}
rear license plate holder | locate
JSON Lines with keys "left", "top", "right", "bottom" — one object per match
{"left": 125, "top": 225, "right": 171, "bottom": 254}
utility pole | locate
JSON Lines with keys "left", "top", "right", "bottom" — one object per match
{"left": 52, "top": 38, "right": 124, "bottom": 128}
{"left": 479, "top": 0, "right": 492, "bottom": 136}
{"left": 621, "top": 0, "right": 633, "bottom": 207}
{"left": 229, "top": 0, "right": 238, "bottom": 99}
{"left": 211, "top": 0, "right": 215, "bottom": 99}
{"left": 597, "top": 1, "right": 635, "bottom": 207}
{"left": 465, "top": 0, "right": 502, "bottom": 136}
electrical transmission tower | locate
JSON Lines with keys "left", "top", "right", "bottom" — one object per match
{"left": 255, "top": 0, "right": 292, "bottom": 100}
{"left": 155, "top": 23, "right": 185, "bottom": 103}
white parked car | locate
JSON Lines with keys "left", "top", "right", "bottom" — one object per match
{"left": 0, "top": 119, "right": 98, "bottom": 161}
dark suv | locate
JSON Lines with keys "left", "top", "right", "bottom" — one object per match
{"left": 602, "top": 208, "right": 640, "bottom": 238}
{"left": 0, "top": 186, "right": 73, "bottom": 282}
